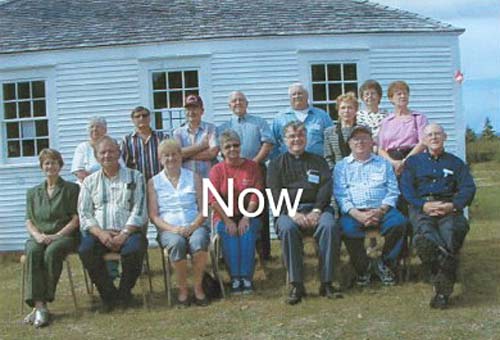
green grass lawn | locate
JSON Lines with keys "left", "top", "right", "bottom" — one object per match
{"left": 1, "top": 162, "right": 499, "bottom": 339}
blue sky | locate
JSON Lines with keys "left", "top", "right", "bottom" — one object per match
{"left": 374, "top": 0, "right": 500, "bottom": 132}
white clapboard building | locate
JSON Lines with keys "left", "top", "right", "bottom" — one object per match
{"left": 0, "top": 0, "right": 465, "bottom": 251}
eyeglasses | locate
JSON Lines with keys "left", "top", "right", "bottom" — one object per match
{"left": 350, "top": 136, "right": 371, "bottom": 143}
{"left": 223, "top": 143, "right": 240, "bottom": 150}
{"left": 133, "top": 113, "right": 150, "bottom": 119}
{"left": 285, "top": 133, "right": 306, "bottom": 140}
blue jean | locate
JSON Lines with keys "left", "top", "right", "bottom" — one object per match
{"left": 217, "top": 218, "right": 261, "bottom": 280}
{"left": 79, "top": 232, "right": 147, "bottom": 303}
{"left": 340, "top": 208, "right": 407, "bottom": 265}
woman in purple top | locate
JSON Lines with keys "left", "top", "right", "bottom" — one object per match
{"left": 378, "top": 81, "right": 428, "bottom": 176}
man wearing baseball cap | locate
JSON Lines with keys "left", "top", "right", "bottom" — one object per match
{"left": 173, "top": 95, "right": 218, "bottom": 178}
{"left": 334, "top": 125, "right": 407, "bottom": 286}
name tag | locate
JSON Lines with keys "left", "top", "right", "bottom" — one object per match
{"left": 307, "top": 169, "right": 320, "bottom": 184}
{"left": 443, "top": 168, "right": 454, "bottom": 177}
{"left": 309, "top": 123, "right": 321, "bottom": 131}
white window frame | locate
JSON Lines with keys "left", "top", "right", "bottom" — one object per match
{"left": 138, "top": 56, "right": 211, "bottom": 135}
{"left": 298, "top": 49, "right": 369, "bottom": 121}
{"left": 0, "top": 68, "right": 55, "bottom": 166}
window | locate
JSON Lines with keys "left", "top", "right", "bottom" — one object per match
{"left": 310, "top": 63, "right": 358, "bottom": 120}
{"left": 2, "top": 80, "right": 49, "bottom": 158}
{"left": 151, "top": 70, "right": 199, "bottom": 133}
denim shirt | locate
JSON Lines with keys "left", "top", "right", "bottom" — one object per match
{"left": 270, "top": 106, "right": 332, "bottom": 159}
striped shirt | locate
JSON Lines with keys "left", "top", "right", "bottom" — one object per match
{"left": 121, "top": 129, "right": 167, "bottom": 181}
{"left": 78, "top": 166, "right": 147, "bottom": 232}
{"left": 323, "top": 124, "right": 356, "bottom": 170}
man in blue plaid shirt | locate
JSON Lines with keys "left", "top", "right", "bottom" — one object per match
{"left": 334, "top": 126, "right": 407, "bottom": 286}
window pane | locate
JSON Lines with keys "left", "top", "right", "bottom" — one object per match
{"left": 312, "top": 84, "right": 326, "bottom": 101}
{"left": 22, "top": 139, "right": 35, "bottom": 157}
{"left": 21, "top": 120, "right": 36, "bottom": 138}
{"left": 185, "top": 89, "right": 199, "bottom": 97}
{"left": 154, "top": 111, "right": 163, "bottom": 130}
{"left": 311, "top": 65, "right": 326, "bottom": 81}
{"left": 35, "top": 120, "right": 49, "bottom": 137}
{"left": 8, "top": 140, "right": 20, "bottom": 157}
{"left": 32, "top": 81, "right": 45, "bottom": 98}
{"left": 315, "top": 103, "right": 327, "bottom": 112}
{"left": 33, "top": 100, "right": 46, "bottom": 117}
{"left": 152, "top": 72, "right": 166, "bottom": 90}
{"left": 184, "top": 71, "right": 198, "bottom": 88}
{"left": 328, "top": 84, "right": 342, "bottom": 100}
{"left": 344, "top": 83, "right": 358, "bottom": 95}
{"left": 344, "top": 64, "right": 357, "bottom": 81}
{"left": 168, "top": 72, "right": 182, "bottom": 89}
{"left": 169, "top": 91, "right": 183, "bottom": 108}
{"left": 6, "top": 122, "right": 19, "bottom": 138}
{"left": 327, "top": 64, "right": 341, "bottom": 81}
{"left": 328, "top": 103, "right": 338, "bottom": 121}
{"left": 153, "top": 92, "right": 167, "bottom": 109}
{"left": 4, "top": 102, "right": 16, "bottom": 119}
{"left": 3, "top": 83, "right": 15, "bottom": 100}
{"left": 18, "top": 101, "right": 31, "bottom": 118}
{"left": 17, "top": 82, "right": 30, "bottom": 99}
{"left": 37, "top": 139, "right": 49, "bottom": 153}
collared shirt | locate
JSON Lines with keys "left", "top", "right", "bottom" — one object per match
{"left": 173, "top": 121, "right": 218, "bottom": 179}
{"left": 267, "top": 151, "right": 332, "bottom": 214}
{"left": 400, "top": 151, "right": 476, "bottom": 210}
{"left": 218, "top": 113, "right": 275, "bottom": 162}
{"left": 324, "top": 123, "right": 356, "bottom": 170}
{"left": 356, "top": 109, "right": 387, "bottom": 139}
{"left": 78, "top": 166, "right": 147, "bottom": 232}
{"left": 26, "top": 177, "right": 80, "bottom": 235}
{"left": 121, "top": 129, "right": 167, "bottom": 181}
{"left": 378, "top": 111, "right": 428, "bottom": 150}
{"left": 271, "top": 106, "right": 333, "bottom": 159}
{"left": 334, "top": 154, "right": 399, "bottom": 214}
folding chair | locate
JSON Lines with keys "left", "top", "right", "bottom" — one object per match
{"left": 20, "top": 253, "right": 79, "bottom": 315}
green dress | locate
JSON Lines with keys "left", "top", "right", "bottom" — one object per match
{"left": 24, "top": 177, "right": 80, "bottom": 307}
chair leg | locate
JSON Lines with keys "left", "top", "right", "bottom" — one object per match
{"left": 82, "top": 263, "right": 93, "bottom": 295}
{"left": 210, "top": 238, "right": 225, "bottom": 299}
{"left": 20, "top": 258, "right": 26, "bottom": 316}
{"left": 65, "top": 258, "right": 78, "bottom": 313}
{"left": 140, "top": 257, "right": 150, "bottom": 310}
{"left": 144, "top": 252, "right": 153, "bottom": 294}
{"left": 165, "top": 252, "right": 173, "bottom": 307}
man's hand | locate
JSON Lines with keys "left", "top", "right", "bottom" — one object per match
{"left": 109, "top": 232, "right": 128, "bottom": 252}
{"left": 198, "top": 134, "right": 210, "bottom": 150}
{"left": 304, "top": 211, "right": 321, "bottom": 229}
{"left": 291, "top": 212, "right": 309, "bottom": 228}
{"left": 96, "top": 230, "right": 119, "bottom": 250}
{"left": 423, "top": 201, "right": 445, "bottom": 216}
{"left": 237, "top": 216, "right": 250, "bottom": 235}
{"left": 392, "top": 160, "right": 405, "bottom": 176}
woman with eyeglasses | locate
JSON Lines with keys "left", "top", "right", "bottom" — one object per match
{"left": 208, "top": 129, "right": 263, "bottom": 295}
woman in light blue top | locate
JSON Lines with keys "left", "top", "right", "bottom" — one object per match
{"left": 148, "top": 139, "right": 210, "bottom": 306}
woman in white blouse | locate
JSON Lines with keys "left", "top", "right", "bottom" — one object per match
{"left": 71, "top": 116, "right": 108, "bottom": 183}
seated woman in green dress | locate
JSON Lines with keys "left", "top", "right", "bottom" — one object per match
{"left": 23, "top": 149, "right": 80, "bottom": 328}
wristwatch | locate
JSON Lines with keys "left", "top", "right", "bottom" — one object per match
{"left": 312, "top": 208, "right": 322, "bottom": 214}
{"left": 121, "top": 228, "right": 131, "bottom": 236}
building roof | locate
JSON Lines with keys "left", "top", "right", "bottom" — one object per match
{"left": 0, "top": 0, "right": 464, "bottom": 54}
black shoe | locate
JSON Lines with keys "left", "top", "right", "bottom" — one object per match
{"left": 287, "top": 284, "right": 305, "bottom": 305}
{"left": 98, "top": 301, "right": 115, "bottom": 314}
{"left": 356, "top": 272, "right": 371, "bottom": 287}
{"left": 176, "top": 297, "right": 191, "bottom": 308}
{"left": 430, "top": 293, "right": 449, "bottom": 309}
{"left": 372, "top": 258, "right": 396, "bottom": 286}
{"left": 319, "top": 283, "right": 343, "bottom": 299}
{"left": 193, "top": 295, "right": 210, "bottom": 307}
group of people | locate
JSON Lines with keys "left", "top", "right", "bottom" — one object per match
{"left": 22, "top": 79, "right": 475, "bottom": 327}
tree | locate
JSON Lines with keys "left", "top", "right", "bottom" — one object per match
{"left": 480, "top": 117, "right": 496, "bottom": 141}
{"left": 465, "top": 126, "right": 476, "bottom": 143}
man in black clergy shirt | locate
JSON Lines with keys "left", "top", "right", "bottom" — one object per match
{"left": 401, "top": 123, "right": 476, "bottom": 309}
{"left": 267, "top": 121, "right": 340, "bottom": 305}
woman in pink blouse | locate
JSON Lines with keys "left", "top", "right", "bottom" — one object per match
{"left": 209, "top": 130, "right": 263, "bottom": 295}
{"left": 378, "top": 81, "right": 429, "bottom": 176}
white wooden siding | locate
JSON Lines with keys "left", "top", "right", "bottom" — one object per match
{"left": 211, "top": 50, "right": 300, "bottom": 124}
{"left": 370, "top": 47, "right": 459, "bottom": 154}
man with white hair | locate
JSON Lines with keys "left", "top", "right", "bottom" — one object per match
{"left": 219, "top": 91, "right": 275, "bottom": 260}
{"left": 271, "top": 82, "right": 332, "bottom": 159}
{"left": 401, "top": 123, "right": 476, "bottom": 309}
